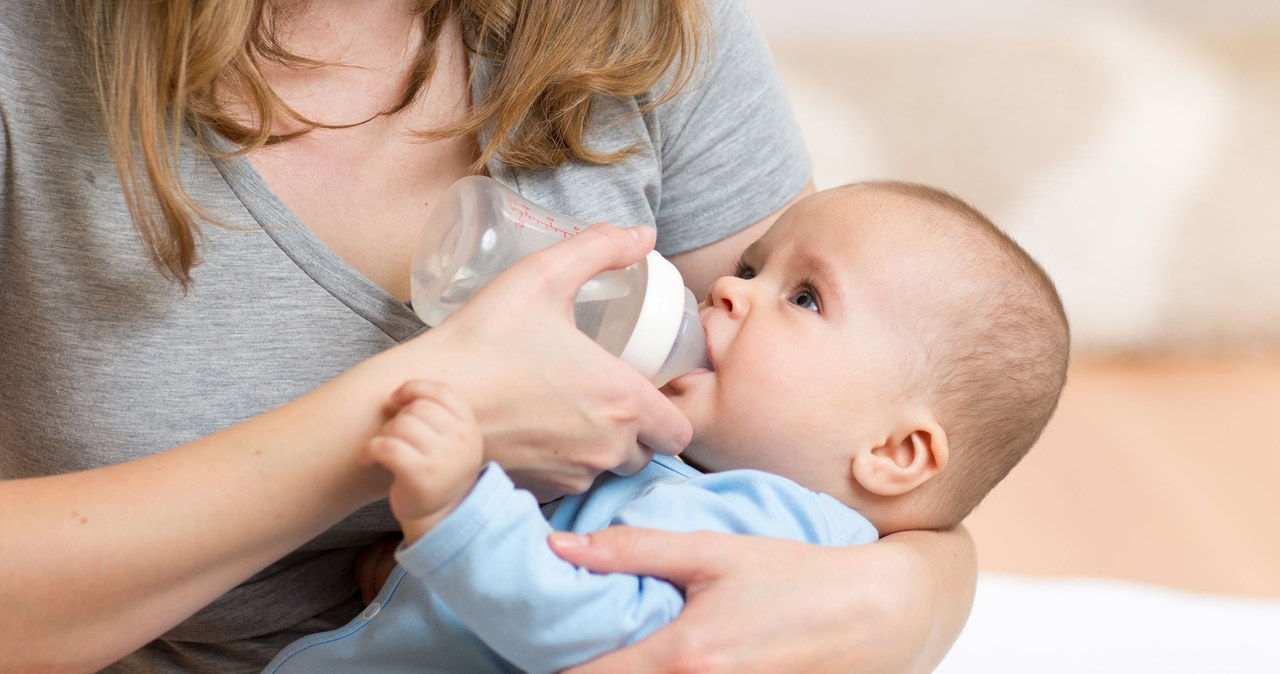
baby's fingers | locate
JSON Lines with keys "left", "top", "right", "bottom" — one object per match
{"left": 391, "top": 380, "right": 475, "bottom": 425}
{"left": 360, "top": 436, "right": 430, "bottom": 480}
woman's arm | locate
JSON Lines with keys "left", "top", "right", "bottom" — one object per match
{"left": 551, "top": 526, "right": 977, "bottom": 674}
{"left": 0, "top": 224, "right": 687, "bottom": 673}
{"left": 0, "top": 355, "right": 399, "bottom": 672}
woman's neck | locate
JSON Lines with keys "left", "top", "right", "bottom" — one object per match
{"left": 258, "top": 0, "right": 434, "bottom": 129}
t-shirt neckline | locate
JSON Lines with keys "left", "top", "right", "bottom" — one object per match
{"left": 201, "top": 128, "right": 427, "bottom": 342}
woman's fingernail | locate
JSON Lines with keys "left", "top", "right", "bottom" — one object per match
{"left": 549, "top": 531, "right": 590, "bottom": 548}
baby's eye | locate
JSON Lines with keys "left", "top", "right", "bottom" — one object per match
{"left": 789, "top": 286, "right": 820, "bottom": 312}
{"left": 733, "top": 259, "right": 757, "bottom": 280}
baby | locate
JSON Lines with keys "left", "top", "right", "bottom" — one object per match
{"left": 265, "top": 181, "right": 1070, "bottom": 673}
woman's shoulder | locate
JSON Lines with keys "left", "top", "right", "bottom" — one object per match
{"left": 2, "top": 3, "right": 92, "bottom": 111}
{"left": 491, "top": 0, "right": 809, "bottom": 256}
{"left": 2, "top": 3, "right": 76, "bottom": 65}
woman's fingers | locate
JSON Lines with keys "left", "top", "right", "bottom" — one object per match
{"left": 548, "top": 527, "right": 714, "bottom": 582}
{"left": 633, "top": 384, "right": 693, "bottom": 458}
{"left": 463, "top": 223, "right": 654, "bottom": 323}
{"left": 520, "top": 224, "right": 691, "bottom": 460}
{"left": 608, "top": 444, "right": 655, "bottom": 477}
{"left": 551, "top": 528, "right": 920, "bottom": 674}
{"left": 550, "top": 528, "right": 723, "bottom": 673}
{"left": 519, "top": 223, "right": 656, "bottom": 303}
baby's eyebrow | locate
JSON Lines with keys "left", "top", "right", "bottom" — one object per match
{"left": 732, "top": 240, "right": 766, "bottom": 275}
{"left": 791, "top": 247, "right": 845, "bottom": 303}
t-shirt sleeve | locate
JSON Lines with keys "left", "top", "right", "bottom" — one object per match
{"left": 1, "top": 102, "right": 9, "bottom": 231}
{"left": 1, "top": 19, "right": 14, "bottom": 226}
{"left": 652, "top": 0, "right": 813, "bottom": 255}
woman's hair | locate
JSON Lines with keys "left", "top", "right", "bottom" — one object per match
{"left": 69, "top": 0, "right": 709, "bottom": 286}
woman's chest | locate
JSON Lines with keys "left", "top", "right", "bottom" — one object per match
{"left": 249, "top": 126, "right": 478, "bottom": 301}
{"left": 0, "top": 224, "right": 404, "bottom": 478}
{"left": 247, "top": 13, "right": 480, "bottom": 301}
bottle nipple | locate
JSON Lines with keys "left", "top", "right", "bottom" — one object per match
{"left": 650, "top": 287, "right": 710, "bottom": 387}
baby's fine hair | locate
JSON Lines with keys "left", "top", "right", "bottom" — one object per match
{"left": 852, "top": 181, "right": 1071, "bottom": 529}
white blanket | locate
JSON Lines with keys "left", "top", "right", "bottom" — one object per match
{"left": 936, "top": 574, "right": 1280, "bottom": 673}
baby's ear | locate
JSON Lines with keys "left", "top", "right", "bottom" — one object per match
{"left": 850, "top": 422, "right": 948, "bottom": 497}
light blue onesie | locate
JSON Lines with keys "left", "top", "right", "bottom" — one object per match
{"left": 264, "top": 455, "right": 879, "bottom": 674}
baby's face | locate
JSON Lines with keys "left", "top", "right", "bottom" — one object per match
{"left": 664, "top": 188, "right": 940, "bottom": 494}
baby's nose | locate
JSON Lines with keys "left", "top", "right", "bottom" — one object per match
{"left": 707, "top": 275, "right": 751, "bottom": 317}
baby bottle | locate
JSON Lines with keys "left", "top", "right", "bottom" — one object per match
{"left": 410, "top": 176, "right": 709, "bottom": 387}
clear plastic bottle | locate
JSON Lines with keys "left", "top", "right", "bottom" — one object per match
{"left": 410, "top": 176, "right": 709, "bottom": 387}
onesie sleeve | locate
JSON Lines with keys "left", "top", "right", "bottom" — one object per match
{"left": 396, "top": 463, "right": 685, "bottom": 674}
{"left": 651, "top": 0, "right": 813, "bottom": 255}
{"left": 612, "top": 469, "right": 881, "bottom": 546}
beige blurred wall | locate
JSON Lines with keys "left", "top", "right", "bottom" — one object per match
{"left": 747, "top": 0, "right": 1280, "bottom": 355}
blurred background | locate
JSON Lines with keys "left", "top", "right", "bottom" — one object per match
{"left": 743, "top": 0, "right": 1280, "bottom": 669}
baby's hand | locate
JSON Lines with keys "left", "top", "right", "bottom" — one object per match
{"left": 355, "top": 535, "right": 402, "bottom": 605}
{"left": 360, "top": 380, "right": 484, "bottom": 544}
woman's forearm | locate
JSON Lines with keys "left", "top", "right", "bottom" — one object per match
{"left": 0, "top": 351, "right": 406, "bottom": 673}
{"left": 873, "top": 525, "right": 977, "bottom": 674}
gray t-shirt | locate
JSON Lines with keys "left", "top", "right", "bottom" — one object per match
{"left": 0, "top": 1, "right": 811, "bottom": 671}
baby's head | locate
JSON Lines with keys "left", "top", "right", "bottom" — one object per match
{"left": 665, "top": 181, "right": 1069, "bottom": 533}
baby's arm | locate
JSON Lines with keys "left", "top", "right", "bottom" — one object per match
{"left": 358, "top": 379, "right": 682, "bottom": 673}
{"left": 395, "top": 466, "right": 684, "bottom": 674}
{"left": 358, "top": 380, "right": 485, "bottom": 544}
{"left": 397, "top": 466, "right": 876, "bottom": 674}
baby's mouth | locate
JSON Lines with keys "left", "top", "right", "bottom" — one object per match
{"left": 659, "top": 349, "right": 712, "bottom": 394}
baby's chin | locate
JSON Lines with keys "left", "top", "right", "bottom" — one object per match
{"left": 676, "top": 432, "right": 730, "bottom": 473}
{"left": 659, "top": 365, "right": 712, "bottom": 399}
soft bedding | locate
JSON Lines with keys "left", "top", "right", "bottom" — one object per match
{"left": 935, "top": 573, "right": 1280, "bottom": 673}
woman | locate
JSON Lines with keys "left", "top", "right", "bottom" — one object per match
{"left": 0, "top": 0, "right": 975, "bottom": 671}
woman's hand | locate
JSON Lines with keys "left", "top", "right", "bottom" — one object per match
{"left": 549, "top": 525, "right": 977, "bottom": 674}
{"left": 417, "top": 224, "right": 693, "bottom": 501}
{"left": 355, "top": 536, "right": 402, "bottom": 605}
